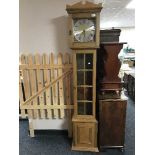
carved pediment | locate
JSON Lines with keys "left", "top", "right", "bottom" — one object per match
{"left": 66, "top": 1, "right": 103, "bottom": 13}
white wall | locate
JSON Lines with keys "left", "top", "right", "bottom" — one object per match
{"left": 19, "top": 0, "right": 81, "bottom": 54}
{"left": 32, "top": 119, "right": 69, "bottom": 130}
{"left": 20, "top": 0, "right": 135, "bottom": 54}
{"left": 120, "top": 27, "right": 135, "bottom": 49}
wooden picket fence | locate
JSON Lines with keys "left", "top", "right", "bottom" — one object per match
{"left": 19, "top": 53, "right": 73, "bottom": 137}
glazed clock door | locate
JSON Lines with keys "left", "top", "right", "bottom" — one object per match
{"left": 74, "top": 50, "right": 96, "bottom": 117}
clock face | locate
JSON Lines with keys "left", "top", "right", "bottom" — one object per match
{"left": 73, "top": 19, "right": 96, "bottom": 42}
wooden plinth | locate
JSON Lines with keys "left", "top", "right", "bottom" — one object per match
{"left": 72, "top": 145, "right": 99, "bottom": 152}
{"left": 72, "top": 116, "right": 98, "bottom": 152}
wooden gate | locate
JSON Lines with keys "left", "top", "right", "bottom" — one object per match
{"left": 19, "top": 53, "right": 73, "bottom": 137}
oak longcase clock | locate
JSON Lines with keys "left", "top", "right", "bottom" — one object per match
{"left": 66, "top": 1, "right": 102, "bottom": 152}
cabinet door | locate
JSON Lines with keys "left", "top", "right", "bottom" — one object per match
{"left": 99, "top": 100, "right": 127, "bottom": 147}
{"left": 74, "top": 122, "right": 95, "bottom": 147}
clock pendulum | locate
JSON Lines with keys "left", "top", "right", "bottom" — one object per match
{"left": 66, "top": 1, "right": 102, "bottom": 152}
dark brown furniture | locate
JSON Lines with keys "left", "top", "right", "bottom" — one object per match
{"left": 100, "top": 29, "right": 121, "bottom": 42}
{"left": 96, "top": 31, "right": 128, "bottom": 152}
{"left": 97, "top": 42, "right": 127, "bottom": 98}
{"left": 99, "top": 98, "right": 127, "bottom": 151}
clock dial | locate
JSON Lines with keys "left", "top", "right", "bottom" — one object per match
{"left": 73, "top": 19, "right": 95, "bottom": 42}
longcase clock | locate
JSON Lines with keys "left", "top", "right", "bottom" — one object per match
{"left": 66, "top": 1, "right": 102, "bottom": 152}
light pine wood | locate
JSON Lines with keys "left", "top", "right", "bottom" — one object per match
{"left": 93, "top": 51, "right": 96, "bottom": 117}
{"left": 19, "top": 73, "right": 26, "bottom": 118}
{"left": 96, "top": 12, "right": 100, "bottom": 47}
{"left": 29, "top": 119, "right": 35, "bottom": 137}
{"left": 66, "top": 2, "right": 102, "bottom": 151}
{"left": 68, "top": 14, "right": 72, "bottom": 48}
{"left": 66, "top": 1, "right": 102, "bottom": 13}
{"left": 77, "top": 85, "right": 93, "bottom": 87}
{"left": 33, "top": 54, "right": 40, "bottom": 118}
{"left": 21, "top": 55, "right": 32, "bottom": 118}
{"left": 21, "top": 70, "right": 72, "bottom": 107}
{"left": 28, "top": 55, "right": 37, "bottom": 119}
{"left": 64, "top": 53, "right": 72, "bottom": 137}
{"left": 58, "top": 53, "right": 65, "bottom": 118}
{"left": 35, "top": 54, "right": 45, "bottom": 119}
{"left": 70, "top": 53, "right": 74, "bottom": 107}
{"left": 21, "top": 55, "right": 30, "bottom": 99}
{"left": 73, "top": 51, "right": 77, "bottom": 116}
{"left": 50, "top": 53, "right": 58, "bottom": 118}
{"left": 19, "top": 64, "right": 72, "bottom": 70}
{"left": 19, "top": 59, "right": 27, "bottom": 118}
{"left": 66, "top": 1, "right": 102, "bottom": 49}
{"left": 72, "top": 117, "right": 98, "bottom": 152}
{"left": 71, "top": 49, "right": 98, "bottom": 151}
{"left": 20, "top": 104, "right": 74, "bottom": 110}
{"left": 19, "top": 53, "right": 73, "bottom": 135}
{"left": 43, "top": 54, "right": 52, "bottom": 118}
{"left": 71, "top": 146, "right": 98, "bottom": 152}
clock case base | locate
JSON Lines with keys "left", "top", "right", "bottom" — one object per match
{"left": 72, "top": 145, "right": 99, "bottom": 152}
{"left": 72, "top": 117, "right": 98, "bottom": 152}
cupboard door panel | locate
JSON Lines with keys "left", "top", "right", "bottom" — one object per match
{"left": 99, "top": 100, "right": 127, "bottom": 147}
{"left": 74, "top": 123, "right": 95, "bottom": 147}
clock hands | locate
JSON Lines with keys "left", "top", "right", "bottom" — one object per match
{"left": 85, "top": 25, "right": 95, "bottom": 31}
{"left": 74, "top": 30, "right": 83, "bottom": 35}
{"left": 83, "top": 30, "right": 86, "bottom": 41}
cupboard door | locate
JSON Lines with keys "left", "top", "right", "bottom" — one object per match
{"left": 99, "top": 100, "right": 127, "bottom": 147}
{"left": 74, "top": 122, "right": 95, "bottom": 147}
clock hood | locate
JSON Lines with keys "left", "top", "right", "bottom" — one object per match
{"left": 66, "top": 1, "right": 103, "bottom": 14}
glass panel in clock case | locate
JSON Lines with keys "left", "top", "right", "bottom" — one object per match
{"left": 85, "top": 102, "right": 92, "bottom": 115}
{"left": 76, "top": 54, "right": 84, "bottom": 69}
{"left": 85, "top": 54, "right": 93, "bottom": 69}
{"left": 85, "top": 71, "right": 92, "bottom": 85}
{"left": 77, "top": 87, "right": 84, "bottom": 100}
{"left": 77, "top": 102, "right": 84, "bottom": 115}
{"left": 77, "top": 71, "right": 84, "bottom": 85}
{"left": 85, "top": 87, "right": 92, "bottom": 100}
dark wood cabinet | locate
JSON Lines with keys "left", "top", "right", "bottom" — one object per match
{"left": 100, "top": 29, "right": 121, "bottom": 42}
{"left": 97, "top": 42, "right": 126, "bottom": 94}
{"left": 96, "top": 33, "right": 128, "bottom": 151}
{"left": 98, "top": 99, "right": 127, "bottom": 151}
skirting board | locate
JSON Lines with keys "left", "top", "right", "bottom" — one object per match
{"left": 30, "top": 118, "right": 69, "bottom": 130}
{"left": 28, "top": 129, "right": 68, "bottom": 136}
